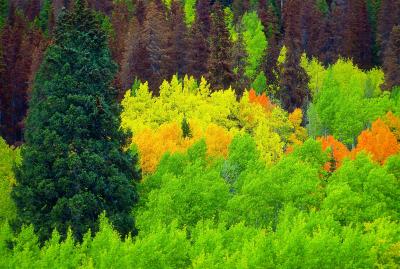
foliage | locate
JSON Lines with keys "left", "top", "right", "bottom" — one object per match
{"left": 353, "top": 118, "right": 400, "bottom": 164}
{"left": 0, "top": 137, "right": 20, "bottom": 223}
{"left": 306, "top": 58, "right": 395, "bottom": 145}
{"left": 241, "top": 11, "right": 267, "bottom": 81}
{"left": 12, "top": 2, "right": 139, "bottom": 242}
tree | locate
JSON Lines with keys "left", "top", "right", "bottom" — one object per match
{"left": 241, "top": 11, "right": 267, "bottom": 82}
{"left": 343, "top": 0, "right": 373, "bottom": 69}
{"left": 377, "top": 0, "right": 400, "bottom": 60}
{"left": 207, "top": 2, "right": 234, "bottom": 90}
{"left": 318, "top": 135, "right": 350, "bottom": 171}
{"left": 12, "top": 0, "right": 139, "bottom": 242}
{"left": 141, "top": 1, "right": 171, "bottom": 91}
{"left": 382, "top": 25, "right": 400, "bottom": 91}
{"left": 231, "top": 31, "right": 248, "bottom": 94}
{"left": 169, "top": 0, "right": 188, "bottom": 77}
{"left": 185, "top": 0, "right": 211, "bottom": 79}
{"left": 279, "top": 33, "right": 310, "bottom": 112}
{"left": 354, "top": 118, "right": 400, "bottom": 164}
{"left": 232, "top": 0, "right": 249, "bottom": 23}
{"left": 0, "top": 8, "right": 33, "bottom": 145}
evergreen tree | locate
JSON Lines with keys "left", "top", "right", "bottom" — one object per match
{"left": 280, "top": 2, "right": 310, "bottom": 113}
{"left": 262, "top": 4, "right": 281, "bottom": 96}
{"left": 232, "top": 31, "right": 248, "bottom": 95}
{"left": 382, "top": 25, "right": 400, "bottom": 91}
{"left": 169, "top": 0, "right": 188, "bottom": 77}
{"left": 279, "top": 43, "right": 310, "bottom": 113}
{"left": 12, "top": 0, "right": 139, "bottom": 242}
{"left": 0, "top": 0, "right": 8, "bottom": 28}
{"left": 0, "top": 8, "right": 32, "bottom": 145}
{"left": 232, "top": 0, "right": 249, "bottom": 23}
{"left": 343, "top": 0, "right": 373, "bottom": 69}
{"left": 141, "top": 0, "right": 171, "bottom": 91}
{"left": 110, "top": 0, "right": 130, "bottom": 68}
{"left": 135, "top": 0, "right": 146, "bottom": 25}
{"left": 186, "top": 0, "right": 211, "bottom": 79}
{"left": 120, "top": 17, "right": 143, "bottom": 90}
{"left": 377, "top": 0, "right": 400, "bottom": 59}
{"left": 207, "top": 2, "right": 234, "bottom": 90}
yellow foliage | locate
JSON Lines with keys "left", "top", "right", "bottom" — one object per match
{"left": 288, "top": 108, "right": 307, "bottom": 146}
{"left": 122, "top": 77, "right": 304, "bottom": 170}
{"left": 134, "top": 119, "right": 233, "bottom": 174}
{"left": 204, "top": 124, "right": 233, "bottom": 158}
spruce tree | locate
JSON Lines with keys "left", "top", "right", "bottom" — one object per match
{"left": 377, "top": 0, "right": 400, "bottom": 59}
{"left": 169, "top": 0, "right": 187, "bottom": 77}
{"left": 12, "top": 0, "right": 139, "bottom": 242}
{"left": 207, "top": 2, "right": 234, "bottom": 90}
{"left": 0, "top": 8, "right": 32, "bottom": 145}
{"left": 383, "top": 25, "right": 400, "bottom": 91}
{"left": 141, "top": 0, "right": 171, "bottom": 91}
{"left": 186, "top": 0, "right": 211, "bottom": 79}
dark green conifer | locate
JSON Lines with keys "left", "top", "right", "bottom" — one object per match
{"left": 12, "top": 0, "right": 139, "bottom": 242}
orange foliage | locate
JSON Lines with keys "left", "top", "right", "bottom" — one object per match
{"left": 134, "top": 121, "right": 233, "bottom": 174}
{"left": 248, "top": 89, "right": 274, "bottom": 112}
{"left": 318, "top": 136, "right": 350, "bottom": 171}
{"left": 353, "top": 118, "right": 400, "bottom": 164}
{"left": 383, "top": 112, "right": 400, "bottom": 141}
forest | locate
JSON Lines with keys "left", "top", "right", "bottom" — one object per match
{"left": 0, "top": 0, "right": 400, "bottom": 267}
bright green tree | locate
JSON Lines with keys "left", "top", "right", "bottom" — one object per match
{"left": 241, "top": 11, "right": 267, "bottom": 81}
{"left": 12, "top": 0, "right": 139, "bottom": 242}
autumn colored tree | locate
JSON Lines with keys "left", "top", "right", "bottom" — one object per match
{"left": 354, "top": 118, "right": 400, "bottom": 164}
{"left": 382, "top": 25, "right": 400, "bottom": 91}
{"left": 318, "top": 135, "right": 350, "bottom": 171}
{"left": 383, "top": 112, "right": 400, "bottom": 141}
{"left": 207, "top": 2, "right": 234, "bottom": 90}
{"left": 248, "top": 89, "right": 274, "bottom": 112}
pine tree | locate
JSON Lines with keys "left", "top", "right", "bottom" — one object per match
{"left": 232, "top": 31, "right": 248, "bottom": 95}
{"left": 186, "top": 0, "right": 211, "bottom": 79}
{"left": 120, "top": 17, "right": 143, "bottom": 90}
{"left": 232, "top": 0, "right": 249, "bottom": 23}
{"left": 12, "top": 0, "right": 139, "bottom": 242}
{"left": 135, "top": 0, "right": 146, "bottom": 25}
{"left": 169, "top": 0, "right": 187, "bottom": 77}
{"left": 382, "top": 25, "right": 400, "bottom": 91}
{"left": 262, "top": 4, "right": 281, "bottom": 95}
{"left": 0, "top": 8, "right": 32, "bottom": 144}
{"left": 207, "top": 2, "right": 234, "bottom": 90}
{"left": 377, "top": 0, "right": 400, "bottom": 60}
{"left": 141, "top": 0, "right": 171, "bottom": 91}
{"left": 343, "top": 0, "right": 373, "bottom": 69}
{"left": 279, "top": 43, "right": 310, "bottom": 113}
{"left": 280, "top": 1, "right": 310, "bottom": 113}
